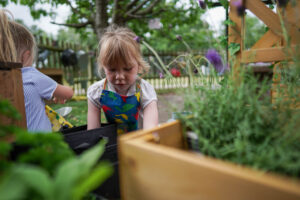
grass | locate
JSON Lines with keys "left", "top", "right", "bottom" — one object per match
{"left": 49, "top": 100, "right": 107, "bottom": 126}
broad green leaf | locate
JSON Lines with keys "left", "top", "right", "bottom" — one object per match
{"left": 0, "top": 172, "right": 27, "bottom": 200}
{"left": 13, "top": 165, "right": 53, "bottom": 199}
{"left": 54, "top": 140, "right": 107, "bottom": 200}
{"left": 228, "top": 43, "right": 240, "bottom": 56}
{"left": 72, "top": 162, "right": 113, "bottom": 200}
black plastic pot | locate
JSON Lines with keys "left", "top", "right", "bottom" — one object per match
{"left": 62, "top": 123, "right": 120, "bottom": 199}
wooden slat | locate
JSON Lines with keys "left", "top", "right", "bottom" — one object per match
{"left": 283, "top": 1, "right": 300, "bottom": 45}
{"left": 38, "top": 68, "right": 63, "bottom": 75}
{"left": 251, "top": 30, "right": 282, "bottom": 49}
{"left": 0, "top": 63, "right": 27, "bottom": 129}
{"left": 119, "top": 121, "right": 300, "bottom": 200}
{"left": 228, "top": 0, "right": 243, "bottom": 81}
{"left": 242, "top": 47, "right": 287, "bottom": 63}
{"left": 245, "top": 0, "right": 282, "bottom": 36}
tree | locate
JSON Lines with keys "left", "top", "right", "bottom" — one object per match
{"left": 2, "top": 0, "right": 212, "bottom": 42}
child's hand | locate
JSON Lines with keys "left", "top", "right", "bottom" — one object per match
{"left": 53, "top": 97, "right": 66, "bottom": 104}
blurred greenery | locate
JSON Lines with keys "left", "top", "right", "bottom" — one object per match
{"left": 0, "top": 99, "right": 112, "bottom": 200}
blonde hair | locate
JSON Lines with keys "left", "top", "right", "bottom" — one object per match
{"left": 0, "top": 9, "right": 36, "bottom": 64}
{"left": 97, "top": 25, "right": 149, "bottom": 76}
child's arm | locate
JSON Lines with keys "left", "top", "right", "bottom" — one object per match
{"left": 143, "top": 101, "right": 158, "bottom": 129}
{"left": 87, "top": 99, "right": 101, "bottom": 130}
{"left": 52, "top": 84, "right": 74, "bottom": 104}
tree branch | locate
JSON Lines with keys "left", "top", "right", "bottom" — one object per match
{"left": 65, "top": 0, "right": 88, "bottom": 19}
{"left": 136, "top": 0, "right": 161, "bottom": 15}
{"left": 126, "top": 0, "right": 139, "bottom": 10}
{"left": 126, "top": 0, "right": 149, "bottom": 16}
{"left": 112, "top": 0, "right": 120, "bottom": 24}
{"left": 50, "top": 21, "right": 91, "bottom": 28}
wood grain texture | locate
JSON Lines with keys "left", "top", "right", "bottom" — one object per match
{"left": 0, "top": 62, "right": 27, "bottom": 128}
{"left": 119, "top": 121, "right": 300, "bottom": 200}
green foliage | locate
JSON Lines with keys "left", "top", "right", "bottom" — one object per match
{"left": 0, "top": 99, "right": 112, "bottom": 199}
{"left": 180, "top": 69, "right": 300, "bottom": 178}
{"left": 228, "top": 42, "right": 240, "bottom": 56}
{"left": 244, "top": 15, "right": 268, "bottom": 49}
{"left": 0, "top": 98, "right": 21, "bottom": 120}
{"left": 0, "top": 140, "right": 113, "bottom": 200}
{"left": 3, "top": 0, "right": 217, "bottom": 51}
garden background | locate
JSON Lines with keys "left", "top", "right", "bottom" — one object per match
{"left": 2, "top": 0, "right": 269, "bottom": 126}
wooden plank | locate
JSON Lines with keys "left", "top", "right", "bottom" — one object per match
{"left": 38, "top": 68, "right": 63, "bottom": 75}
{"left": 242, "top": 47, "right": 287, "bottom": 63}
{"left": 228, "top": 0, "right": 243, "bottom": 80}
{"left": 0, "top": 63, "right": 27, "bottom": 129}
{"left": 119, "top": 121, "right": 300, "bottom": 200}
{"left": 245, "top": 0, "right": 282, "bottom": 36}
{"left": 251, "top": 30, "right": 282, "bottom": 49}
{"left": 283, "top": 1, "right": 300, "bottom": 45}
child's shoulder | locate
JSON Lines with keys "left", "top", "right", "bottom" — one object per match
{"left": 89, "top": 79, "right": 106, "bottom": 89}
{"left": 140, "top": 78, "right": 154, "bottom": 89}
{"left": 87, "top": 79, "right": 106, "bottom": 96}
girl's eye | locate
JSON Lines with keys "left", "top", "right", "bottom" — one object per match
{"left": 124, "top": 67, "right": 132, "bottom": 72}
{"left": 108, "top": 68, "right": 116, "bottom": 72}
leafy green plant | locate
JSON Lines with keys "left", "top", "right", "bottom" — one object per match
{"left": 180, "top": 68, "right": 300, "bottom": 178}
{"left": 0, "top": 140, "right": 113, "bottom": 200}
{"left": 0, "top": 99, "right": 113, "bottom": 199}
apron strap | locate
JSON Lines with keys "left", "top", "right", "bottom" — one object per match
{"left": 103, "top": 78, "right": 108, "bottom": 90}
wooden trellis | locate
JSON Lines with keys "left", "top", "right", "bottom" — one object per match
{"left": 228, "top": 0, "right": 300, "bottom": 73}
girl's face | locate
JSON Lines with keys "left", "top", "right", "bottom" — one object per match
{"left": 103, "top": 59, "right": 139, "bottom": 95}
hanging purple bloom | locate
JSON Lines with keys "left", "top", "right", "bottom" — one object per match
{"left": 277, "top": 0, "right": 289, "bottom": 7}
{"left": 159, "top": 72, "right": 164, "bottom": 79}
{"left": 198, "top": 0, "right": 206, "bottom": 9}
{"left": 134, "top": 36, "right": 141, "bottom": 43}
{"left": 205, "top": 49, "right": 224, "bottom": 74}
{"left": 232, "top": 0, "right": 245, "bottom": 17}
{"left": 176, "top": 35, "right": 182, "bottom": 41}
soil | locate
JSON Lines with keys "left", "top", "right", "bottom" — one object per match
{"left": 157, "top": 93, "right": 184, "bottom": 123}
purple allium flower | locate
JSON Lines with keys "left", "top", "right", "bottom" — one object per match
{"left": 134, "top": 36, "right": 141, "bottom": 43}
{"left": 277, "top": 0, "right": 289, "bottom": 7}
{"left": 205, "top": 49, "right": 224, "bottom": 74}
{"left": 193, "top": 68, "right": 198, "bottom": 74}
{"left": 159, "top": 72, "right": 164, "bottom": 79}
{"left": 232, "top": 0, "right": 245, "bottom": 17}
{"left": 198, "top": 0, "right": 206, "bottom": 9}
{"left": 176, "top": 35, "right": 182, "bottom": 41}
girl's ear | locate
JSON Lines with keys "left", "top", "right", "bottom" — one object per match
{"left": 21, "top": 50, "right": 33, "bottom": 67}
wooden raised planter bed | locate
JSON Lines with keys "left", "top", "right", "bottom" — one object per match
{"left": 118, "top": 121, "right": 300, "bottom": 200}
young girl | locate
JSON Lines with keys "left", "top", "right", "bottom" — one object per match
{"left": 0, "top": 9, "right": 74, "bottom": 132}
{"left": 87, "top": 25, "right": 158, "bottom": 134}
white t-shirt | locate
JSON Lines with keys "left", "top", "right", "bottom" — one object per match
{"left": 87, "top": 78, "right": 157, "bottom": 128}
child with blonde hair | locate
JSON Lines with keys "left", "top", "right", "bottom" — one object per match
{"left": 87, "top": 25, "right": 158, "bottom": 134}
{"left": 0, "top": 9, "right": 73, "bottom": 132}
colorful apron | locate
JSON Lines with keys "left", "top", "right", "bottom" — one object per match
{"left": 100, "top": 79, "right": 141, "bottom": 135}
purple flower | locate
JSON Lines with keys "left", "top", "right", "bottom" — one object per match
{"left": 193, "top": 68, "right": 198, "bottom": 74}
{"left": 205, "top": 49, "right": 224, "bottom": 74}
{"left": 159, "top": 72, "right": 164, "bottom": 79}
{"left": 277, "top": 0, "right": 289, "bottom": 7}
{"left": 176, "top": 35, "right": 182, "bottom": 41}
{"left": 198, "top": 0, "right": 206, "bottom": 9}
{"left": 134, "top": 36, "right": 141, "bottom": 43}
{"left": 232, "top": 0, "right": 245, "bottom": 17}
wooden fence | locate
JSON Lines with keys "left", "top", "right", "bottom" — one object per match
{"left": 35, "top": 35, "right": 208, "bottom": 96}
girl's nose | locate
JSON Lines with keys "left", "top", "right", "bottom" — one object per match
{"left": 115, "top": 71, "right": 125, "bottom": 79}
